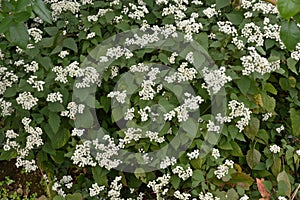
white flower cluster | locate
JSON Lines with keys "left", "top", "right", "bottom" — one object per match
{"left": 107, "top": 90, "right": 127, "bottom": 104}
{"left": 262, "top": 112, "right": 272, "bottom": 121}
{"left": 87, "top": 9, "right": 112, "bottom": 22}
{"left": 61, "top": 101, "right": 85, "bottom": 120}
{"left": 207, "top": 120, "right": 221, "bottom": 133}
{"left": 278, "top": 196, "right": 287, "bottom": 200}
{"left": 139, "top": 67, "right": 160, "bottom": 100}
{"left": 241, "top": 22, "right": 264, "bottom": 46}
{"left": 203, "top": 4, "right": 220, "bottom": 18}
{"left": 147, "top": 174, "right": 170, "bottom": 197}
{"left": 130, "top": 63, "right": 150, "bottom": 73}
{"left": 105, "top": 46, "right": 133, "bottom": 60}
{"left": 47, "top": 92, "right": 63, "bottom": 103}
{"left": 93, "top": 135, "right": 123, "bottom": 170}
{"left": 232, "top": 37, "right": 245, "bottom": 50}
{"left": 214, "top": 159, "right": 234, "bottom": 179}
{"left": 0, "top": 67, "right": 18, "bottom": 95}
{"left": 263, "top": 18, "right": 281, "bottom": 45}
{"left": 199, "top": 192, "right": 220, "bottom": 200}
{"left": 275, "top": 125, "right": 284, "bottom": 133}
{"left": 5, "top": 118, "right": 43, "bottom": 173}
{"left": 201, "top": 66, "right": 232, "bottom": 95}
{"left": 16, "top": 92, "right": 39, "bottom": 110}
{"left": 172, "top": 166, "right": 193, "bottom": 180}
{"left": 187, "top": 149, "right": 200, "bottom": 160}
{"left": 212, "top": 148, "right": 220, "bottom": 159}
{"left": 71, "top": 140, "right": 97, "bottom": 167}
{"left": 52, "top": 175, "right": 73, "bottom": 197}
{"left": 107, "top": 176, "right": 122, "bottom": 199}
{"left": 86, "top": 32, "right": 96, "bottom": 39}
{"left": 174, "top": 190, "right": 191, "bottom": 200}
{"left": 120, "top": 128, "right": 143, "bottom": 144}
{"left": 0, "top": 98, "right": 14, "bottom": 116}
{"left": 28, "top": 28, "right": 43, "bottom": 43}
{"left": 169, "top": 52, "right": 178, "bottom": 64}
{"left": 127, "top": 1, "right": 149, "bottom": 20}
{"left": 160, "top": 156, "right": 177, "bottom": 169}
{"left": 89, "top": 183, "right": 105, "bottom": 197}
{"left": 124, "top": 107, "right": 135, "bottom": 120}
{"left": 239, "top": 194, "right": 249, "bottom": 200}
{"left": 165, "top": 62, "right": 197, "bottom": 83}
{"left": 75, "top": 67, "right": 100, "bottom": 88}
{"left": 296, "top": 149, "right": 300, "bottom": 156}
{"left": 224, "top": 100, "right": 252, "bottom": 132}
{"left": 24, "top": 61, "right": 39, "bottom": 73}
{"left": 146, "top": 131, "right": 165, "bottom": 143}
{"left": 58, "top": 50, "right": 69, "bottom": 59}
{"left": 27, "top": 75, "right": 45, "bottom": 91}
{"left": 241, "top": 47, "right": 280, "bottom": 75}
{"left": 110, "top": 66, "right": 119, "bottom": 79}
{"left": 164, "top": 93, "right": 203, "bottom": 122}
{"left": 47, "top": 0, "right": 81, "bottom": 21}
{"left": 217, "top": 21, "right": 237, "bottom": 36}
{"left": 52, "top": 61, "right": 82, "bottom": 84}
{"left": 291, "top": 43, "right": 300, "bottom": 61}
{"left": 71, "top": 128, "right": 85, "bottom": 137}
{"left": 269, "top": 144, "right": 280, "bottom": 154}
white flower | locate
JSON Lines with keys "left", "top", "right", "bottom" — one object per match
{"left": 276, "top": 125, "right": 284, "bottom": 133}
{"left": 262, "top": 113, "right": 272, "bottom": 121}
{"left": 203, "top": 4, "right": 220, "bottom": 18}
{"left": 28, "top": 28, "right": 43, "bottom": 43}
{"left": 269, "top": 144, "right": 281, "bottom": 154}
{"left": 58, "top": 50, "right": 69, "bottom": 59}
{"left": 16, "top": 92, "right": 38, "bottom": 110}
{"left": 174, "top": 190, "right": 191, "bottom": 200}
{"left": 87, "top": 32, "right": 96, "bottom": 39}
{"left": 71, "top": 128, "right": 85, "bottom": 137}
{"left": 278, "top": 197, "right": 287, "bottom": 200}
{"left": 89, "top": 183, "right": 105, "bottom": 197}
{"left": 296, "top": 149, "right": 300, "bottom": 156}
{"left": 160, "top": 156, "right": 176, "bottom": 169}
{"left": 199, "top": 192, "right": 220, "bottom": 200}
{"left": 172, "top": 166, "right": 193, "bottom": 180}
{"left": 212, "top": 148, "right": 220, "bottom": 159}
{"left": 124, "top": 107, "right": 135, "bottom": 120}
{"left": 239, "top": 194, "right": 249, "bottom": 200}
{"left": 107, "top": 90, "right": 127, "bottom": 104}
{"left": 187, "top": 149, "right": 200, "bottom": 160}
{"left": 47, "top": 92, "right": 63, "bottom": 103}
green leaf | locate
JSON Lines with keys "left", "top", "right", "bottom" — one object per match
{"left": 50, "top": 150, "right": 65, "bottom": 164}
{"left": 216, "top": 0, "right": 231, "bottom": 9}
{"left": 229, "top": 173, "right": 254, "bottom": 190}
{"left": 236, "top": 77, "right": 251, "bottom": 95}
{"left": 48, "top": 112, "right": 61, "bottom": 134}
{"left": 32, "top": 0, "right": 52, "bottom": 24}
{"left": 0, "top": 16, "right": 13, "bottom": 33}
{"left": 280, "top": 20, "right": 300, "bottom": 51}
{"left": 192, "top": 170, "right": 205, "bottom": 182}
{"left": 261, "top": 93, "right": 276, "bottom": 113}
{"left": 225, "top": 13, "right": 243, "bottom": 25}
{"left": 290, "top": 108, "right": 300, "bottom": 136}
{"left": 287, "top": 57, "right": 298, "bottom": 75}
{"left": 230, "top": 141, "right": 243, "bottom": 156}
{"left": 170, "top": 175, "right": 181, "bottom": 189}
{"left": 271, "top": 156, "right": 282, "bottom": 177}
{"left": 277, "top": 0, "right": 300, "bottom": 19}
{"left": 51, "top": 129, "right": 70, "bottom": 149}
{"left": 63, "top": 38, "right": 78, "bottom": 52}
{"left": 8, "top": 22, "right": 29, "bottom": 48}
{"left": 0, "top": 149, "right": 18, "bottom": 160}
{"left": 48, "top": 102, "right": 65, "bottom": 112}
{"left": 263, "top": 83, "right": 277, "bottom": 95}
{"left": 134, "top": 168, "right": 147, "bottom": 183}
{"left": 92, "top": 166, "right": 109, "bottom": 186}
{"left": 16, "top": 0, "right": 31, "bottom": 12}
{"left": 190, "top": 158, "right": 202, "bottom": 169}
{"left": 75, "top": 109, "right": 94, "bottom": 128}
{"left": 246, "top": 149, "right": 261, "bottom": 169}
{"left": 277, "top": 171, "right": 291, "bottom": 197}
{"left": 226, "top": 188, "right": 239, "bottom": 200}
{"left": 244, "top": 117, "right": 260, "bottom": 141}
{"left": 66, "top": 193, "right": 83, "bottom": 200}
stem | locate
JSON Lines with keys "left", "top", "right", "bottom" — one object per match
{"left": 263, "top": 0, "right": 277, "bottom": 6}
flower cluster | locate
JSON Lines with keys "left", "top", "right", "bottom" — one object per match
{"left": 214, "top": 160, "right": 234, "bottom": 179}
{"left": 147, "top": 174, "right": 170, "bottom": 197}
{"left": 269, "top": 144, "right": 281, "bottom": 154}
{"left": 172, "top": 165, "right": 193, "bottom": 180}
{"left": 16, "top": 92, "right": 39, "bottom": 110}
{"left": 52, "top": 175, "right": 73, "bottom": 197}
{"left": 61, "top": 101, "right": 85, "bottom": 120}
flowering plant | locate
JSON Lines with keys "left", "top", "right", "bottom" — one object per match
{"left": 0, "top": 0, "right": 300, "bottom": 199}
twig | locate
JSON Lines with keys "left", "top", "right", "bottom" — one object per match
{"left": 291, "top": 184, "right": 300, "bottom": 200}
{"left": 263, "top": 0, "right": 277, "bottom": 6}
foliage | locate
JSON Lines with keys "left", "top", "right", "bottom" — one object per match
{"left": 0, "top": 0, "right": 300, "bottom": 199}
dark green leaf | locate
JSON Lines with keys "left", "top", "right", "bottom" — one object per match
{"left": 8, "top": 22, "right": 29, "bottom": 48}
{"left": 0, "top": 149, "right": 18, "bottom": 161}
{"left": 236, "top": 77, "right": 251, "bottom": 95}
{"left": 277, "top": 0, "right": 300, "bottom": 19}
{"left": 32, "top": 0, "right": 52, "bottom": 24}
{"left": 92, "top": 166, "right": 109, "bottom": 186}
{"left": 290, "top": 108, "right": 300, "bottom": 136}
{"left": 287, "top": 57, "right": 298, "bottom": 75}
{"left": 216, "top": 0, "right": 231, "bottom": 9}
{"left": 244, "top": 117, "right": 260, "bottom": 141}
{"left": 229, "top": 173, "right": 254, "bottom": 190}
{"left": 48, "top": 112, "right": 61, "bottom": 134}
{"left": 280, "top": 20, "right": 300, "bottom": 51}
{"left": 277, "top": 171, "right": 291, "bottom": 197}
{"left": 246, "top": 149, "right": 261, "bottom": 169}
{"left": 63, "top": 38, "right": 78, "bottom": 52}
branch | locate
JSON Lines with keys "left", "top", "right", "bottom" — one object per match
{"left": 263, "top": 0, "right": 277, "bottom": 6}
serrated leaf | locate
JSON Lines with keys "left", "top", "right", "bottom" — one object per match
{"left": 32, "top": 0, "right": 52, "bottom": 24}
{"left": 236, "top": 77, "right": 251, "bottom": 95}
{"left": 226, "top": 188, "right": 239, "bottom": 200}
{"left": 92, "top": 166, "right": 109, "bottom": 187}
{"left": 229, "top": 173, "right": 254, "bottom": 190}
{"left": 170, "top": 175, "right": 181, "bottom": 189}
{"left": 48, "top": 112, "right": 60, "bottom": 134}
{"left": 246, "top": 149, "right": 261, "bottom": 169}
{"left": 280, "top": 20, "right": 300, "bottom": 51}
{"left": 287, "top": 57, "right": 298, "bottom": 75}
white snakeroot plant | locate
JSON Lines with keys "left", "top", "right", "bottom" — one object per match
{"left": 269, "top": 144, "right": 281, "bottom": 154}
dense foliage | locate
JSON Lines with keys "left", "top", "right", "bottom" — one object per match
{"left": 1, "top": 0, "right": 300, "bottom": 199}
